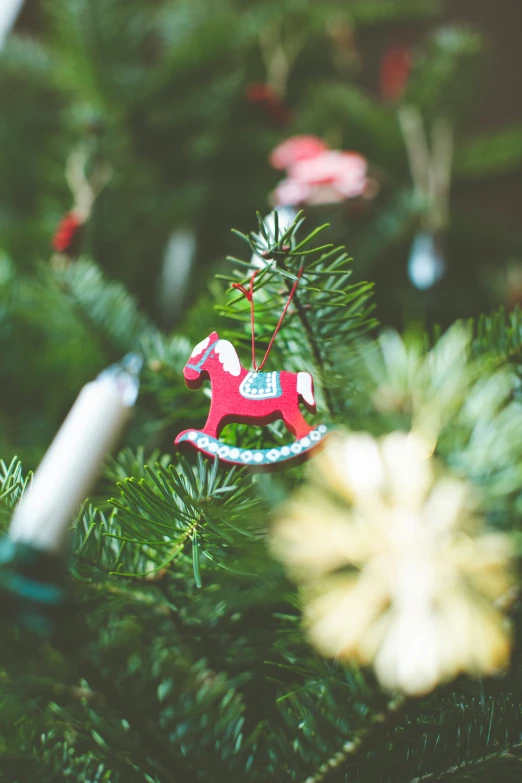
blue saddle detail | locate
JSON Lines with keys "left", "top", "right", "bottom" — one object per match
{"left": 239, "top": 371, "right": 282, "bottom": 400}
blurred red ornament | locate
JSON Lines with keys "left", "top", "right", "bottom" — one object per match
{"left": 380, "top": 47, "right": 412, "bottom": 100}
{"left": 272, "top": 150, "right": 369, "bottom": 207}
{"left": 269, "top": 135, "right": 329, "bottom": 171}
{"left": 290, "top": 151, "right": 367, "bottom": 195}
{"left": 245, "top": 82, "right": 292, "bottom": 127}
{"left": 52, "top": 211, "right": 82, "bottom": 253}
{"left": 245, "top": 82, "right": 273, "bottom": 102}
{"left": 272, "top": 178, "right": 313, "bottom": 207}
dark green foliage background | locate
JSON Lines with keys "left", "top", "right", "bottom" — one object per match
{"left": 0, "top": 1, "right": 521, "bottom": 781}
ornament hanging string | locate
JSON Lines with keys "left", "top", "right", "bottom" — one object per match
{"left": 232, "top": 266, "right": 303, "bottom": 371}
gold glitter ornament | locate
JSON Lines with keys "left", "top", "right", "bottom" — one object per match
{"left": 272, "top": 431, "right": 514, "bottom": 696}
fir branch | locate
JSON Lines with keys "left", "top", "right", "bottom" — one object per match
{"left": 298, "top": 83, "right": 401, "bottom": 164}
{"left": 107, "top": 515, "right": 200, "bottom": 579}
{"left": 467, "top": 307, "right": 522, "bottom": 367}
{"left": 74, "top": 658, "right": 186, "bottom": 782}
{"left": 455, "top": 124, "right": 522, "bottom": 179}
{"left": 281, "top": 270, "right": 336, "bottom": 417}
{"left": 405, "top": 26, "right": 483, "bottom": 115}
{"left": 345, "top": 0, "right": 440, "bottom": 24}
{"left": 75, "top": 456, "right": 264, "bottom": 581}
{"left": 300, "top": 696, "right": 408, "bottom": 783}
{"left": 55, "top": 258, "right": 157, "bottom": 357}
{"left": 350, "top": 189, "right": 422, "bottom": 272}
{"left": 407, "top": 741, "right": 522, "bottom": 783}
{"left": 223, "top": 213, "right": 376, "bottom": 419}
{"left": 0, "top": 457, "right": 30, "bottom": 529}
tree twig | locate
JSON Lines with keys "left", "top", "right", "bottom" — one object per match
{"left": 286, "top": 283, "right": 336, "bottom": 418}
{"left": 301, "top": 695, "right": 408, "bottom": 783}
{"left": 408, "top": 740, "right": 522, "bottom": 782}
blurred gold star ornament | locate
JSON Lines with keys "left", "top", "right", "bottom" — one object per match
{"left": 272, "top": 431, "right": 514, "bottom": 696}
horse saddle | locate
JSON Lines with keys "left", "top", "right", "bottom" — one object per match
{"left": 239, "top": 371, "right": 282, "bottom": 400}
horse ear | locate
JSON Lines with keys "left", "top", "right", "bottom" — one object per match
{"left": 210, "top": 331, "right": 219, "bottom": 341}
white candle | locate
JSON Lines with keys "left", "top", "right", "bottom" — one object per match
{"left": 9, "top": 354, "right": 141, "bottom": 554}
{"left": 0, "top": 0, "right": 24, "bottom": 49}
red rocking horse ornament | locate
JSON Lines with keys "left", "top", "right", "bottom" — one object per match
{"left": 175, "top": 331, "right": 329, "bottom": 469}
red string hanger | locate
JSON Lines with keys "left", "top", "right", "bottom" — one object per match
{"left": 232, "top": 266, "right": 303, "bottom": 371}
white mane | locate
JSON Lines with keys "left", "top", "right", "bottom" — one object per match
{"left": 215, "top": 340, "right": 241, "bottom": 377}
{"left": 190, "top": 336, "right": 210, "bottom": 358}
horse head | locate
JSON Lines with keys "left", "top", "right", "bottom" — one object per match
{"left": 184, "top": 332, "right": 243, "bottom": 390}
{"left": 183, "top": 332, "right": 219, "bottom": 388}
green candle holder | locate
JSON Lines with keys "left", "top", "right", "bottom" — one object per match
{"left": 0, "top": 537, "right": 67, "bottom": 637}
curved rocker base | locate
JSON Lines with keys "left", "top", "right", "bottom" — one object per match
{"left": 175, "top": 424, "right": 331, "bottom": 471}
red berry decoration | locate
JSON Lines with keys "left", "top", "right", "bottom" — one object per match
{"left": 52, "top": 211, "right": 83, "bottom": 254}
{"left": 380, "top": 47, "right": 412, "bottom": 101}
{"left": 245, "top": 82, "right": 292, "bottom": 127}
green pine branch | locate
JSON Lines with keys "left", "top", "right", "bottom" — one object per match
{"left": 343, "top": 0, "right": 441, "bottom": 24}
{"left": 298, "top": 84, "right": 403, "bottom": 167}
{"left": 408, "top": 744, "right": 522, "bottom": 783}
{"left": 405, "top": 26, "right": 483, "bottom": 118}
{"left": 0, "top": 457, "right": 30, "bottom": 522}
{"left": 455, "top": 124, "right": 522, "bottom": 180}
{"left": 222, "top": 212, "right": 377, "bottom": 418}
{"left": 75, "top": 454, "right": 264, "bottom": 584}
{"left": 466, "top": 306, "right": 522, "bottom": 365}
{"left": 55, "top": 258, "right": 157, "bottom": 357}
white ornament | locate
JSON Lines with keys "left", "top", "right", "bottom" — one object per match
{"left": 408, "top": 232, "right": 445, "bottom": 291}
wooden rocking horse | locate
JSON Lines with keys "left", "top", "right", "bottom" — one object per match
{"left": 175, "top": 331, "right": 329, "bottom": 468}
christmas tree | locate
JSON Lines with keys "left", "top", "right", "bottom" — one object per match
{"left": 0, "top": 2, "right": 522, "bottom": 781}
